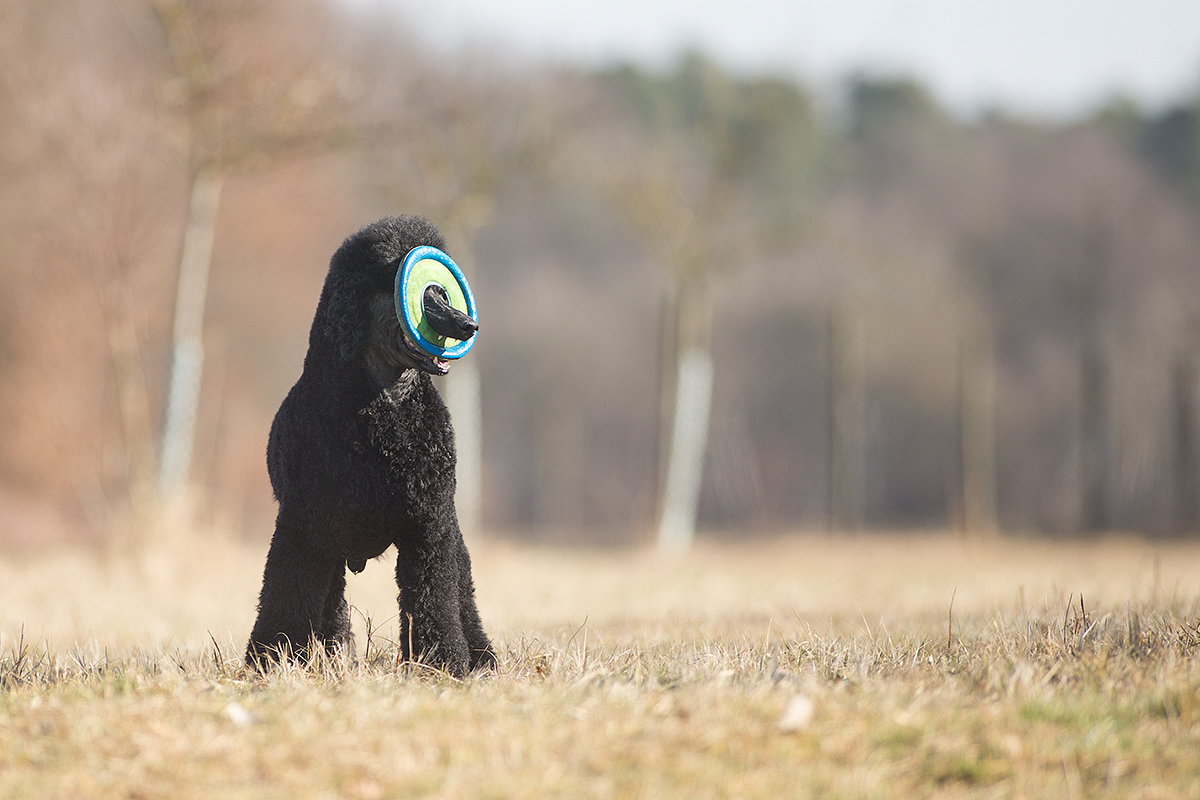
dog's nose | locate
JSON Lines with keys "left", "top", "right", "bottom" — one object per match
{"left": 423, "top": 284, "right": 478, "bottom": 341}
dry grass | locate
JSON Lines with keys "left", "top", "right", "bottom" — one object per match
{"left": 2, "top": 531, "right": 1200, "bottom": 799}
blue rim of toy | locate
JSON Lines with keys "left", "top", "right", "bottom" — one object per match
{"left": 394, "top": 245, "right": 477, "bottom": 359}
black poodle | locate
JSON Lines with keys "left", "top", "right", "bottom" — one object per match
{"left": 245, "top": 215, "right": 495, "bottom": 676}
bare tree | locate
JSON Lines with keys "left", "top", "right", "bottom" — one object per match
{"left": 1077, "top": 217, "right": 1112, "bottom": 532}
{"left": 349, "top": 41, "right": 581, "bottom": 537}
{"left": 1172, "top": 341, "right": 1197, "bottom": 533}
{"left": 957, "top": 298, "right": 998, "bottom": 536}
{"left": 150, "top": 0, "right": 349, "bottom": 505}
{"left": 600, "top": 133, "right": 749, "bottom": 549}
{"left": 360, "top": 63, "right": 507, "bottom": 538}
{"left": 593, "top": 57, "right": 821, "bottom": 547}
{"left": 827, "top": 301, "right": 865, "bottom": 532}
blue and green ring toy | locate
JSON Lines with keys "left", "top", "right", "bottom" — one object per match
{"left": 394, "top": 245, "right": 477, "bottom": 359}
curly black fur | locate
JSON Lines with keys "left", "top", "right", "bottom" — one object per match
{"left": 245, "top": 215, "right": 495, "bottom": 676}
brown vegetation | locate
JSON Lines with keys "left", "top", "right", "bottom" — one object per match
{"left": 2, "top": 533, "right": 1199, "bottom": 798}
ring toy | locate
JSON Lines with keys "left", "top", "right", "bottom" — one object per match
{"left": 394, "top": 245, "right": 477, "bottom": 359}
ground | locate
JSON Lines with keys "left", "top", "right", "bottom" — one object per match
{"left": 2, "top": 531, "right": 1199, "bottom": 799}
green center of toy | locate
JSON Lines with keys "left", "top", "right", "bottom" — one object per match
{"left": 405, "top": 258, "right": 470, "bottom": 348}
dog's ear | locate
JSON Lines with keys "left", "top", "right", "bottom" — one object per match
{"left": 324, "top": 277, "right": 370, "bottom": 362}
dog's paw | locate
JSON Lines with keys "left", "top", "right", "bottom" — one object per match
{"left": 469, "top": 644, "right": 498, "bottom": 673}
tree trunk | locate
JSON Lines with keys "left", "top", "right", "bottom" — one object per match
{"left": 658, "top": 346, "right": 713, "bottom": 554}
{"left": 159, "top": 165, "right": 222, "bottom": 501}
{"left": 828, "top": 302, "right": 864, "bottom": 532}
{"left": 1078, "top": 227, "right": 1109, "bottom": 533}
{"left": 445, "top": 361, "right": 483, "bottom": 542}
{"left": 959, "top": 314, "right": 998, "bottom": 537}
{"left": 654, "top": 290, "right": 680, "bottom": 524}
{"left": 439, "top": 229, "right": 485, "bottom": 542}
{"left": 1172, "top": 347, "right": 1197, "bottom": 534}
{"left": 1079, "top": 336, "right": 1109, "bottom": 531}
{"left": 657, "top": 273, "right": 713, "bottom": 554}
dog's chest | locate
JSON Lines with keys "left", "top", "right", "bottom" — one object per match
{"left": 360, "top": 379, "right": 455, "bottom": 488}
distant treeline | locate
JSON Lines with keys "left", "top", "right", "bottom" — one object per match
{"left": 1, "top": 0, "right": 1198, "bottom": 547}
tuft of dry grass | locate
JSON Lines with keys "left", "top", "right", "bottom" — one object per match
{"left": 2, "top": 531, "right": 1200, "bottom": 799}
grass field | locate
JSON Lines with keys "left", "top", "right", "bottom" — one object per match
{"left": 2, "top": 530, "right": 1199, "bottom": 799}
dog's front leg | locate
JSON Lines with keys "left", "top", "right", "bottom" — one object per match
{"left": 395, "top": 535, "right": 471, "bottom": 677}
{"left": 245, "top": 519, "right": 346, "bottom": 668}
{"left": 317, "top": 565, "right": 354, "bottom": 661}
{"left": 453, "top": 533, "right": 496, "bottom": 671}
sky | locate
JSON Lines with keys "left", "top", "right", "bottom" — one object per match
{"left": 344, "top": 0, "right": 1200, "bottom": 120}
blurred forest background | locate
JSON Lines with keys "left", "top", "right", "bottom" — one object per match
{"left": 2, "top": 0, "right": 1200, "bottom": 552}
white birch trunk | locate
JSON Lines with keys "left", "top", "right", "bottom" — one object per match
{"left": 159, "top": 166, "right": 222, "bottom": 498}
{"left": 658, "top": 347, "right": 713, "bottom": 555}
{"left": 445, "top": 360, "right": 483, "bottom": 542}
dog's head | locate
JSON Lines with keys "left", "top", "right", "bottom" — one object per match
{"left": 319, "top": 216, "right": 476, "bottom": 379}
